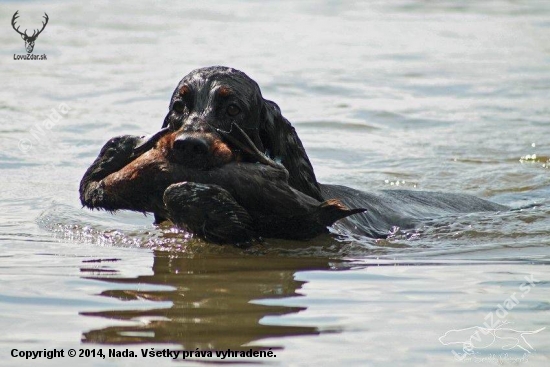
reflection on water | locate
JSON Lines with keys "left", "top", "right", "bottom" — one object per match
{"left": 73, "top": 255, "right": 550, "bottom": 366}
{"left": 81, "top": 253, "right": 334, "bottom": 349}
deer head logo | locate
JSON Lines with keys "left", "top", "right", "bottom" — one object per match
{"left": 11, "top": 11, "right": 49, "bottom": 54}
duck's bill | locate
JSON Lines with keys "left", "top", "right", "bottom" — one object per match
{"left": 133, "top": 127, "right": 171, "bottom": 155}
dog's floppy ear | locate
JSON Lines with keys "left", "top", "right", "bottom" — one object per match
{"left": 259, "top": 99, "right": 323, "bottom": 201}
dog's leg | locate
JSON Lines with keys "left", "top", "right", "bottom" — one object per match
{"left": 163, "top": 182, "right": 255, "bottom": 245}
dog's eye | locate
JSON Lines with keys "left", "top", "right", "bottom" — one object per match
{"left": 172, "top": 101, "right": 185, "bottom": 114}
{"left": 226, "top": 104, "right": 241, "bottom": 117}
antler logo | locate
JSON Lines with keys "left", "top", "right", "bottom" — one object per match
{"left": 11, "top": 10, "right": 49, "bottom": 54}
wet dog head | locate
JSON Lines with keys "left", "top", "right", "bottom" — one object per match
{"left": 161, "top": 66, "right": 264, "bottom": 168}
{"left": 161, "top": 66, "right": 323, "bottom": 200}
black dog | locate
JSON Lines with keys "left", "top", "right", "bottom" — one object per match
{"left": 158, "top": 66, "right": 507, "bottom": 237}
{"left": 81, "top": 66, "right": 507, "bottom": 241}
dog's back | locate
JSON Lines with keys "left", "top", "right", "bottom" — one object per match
{"left": 321, "top": 184, "right": 508, "bottom": 238}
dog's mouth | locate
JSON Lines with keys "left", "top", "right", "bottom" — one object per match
{"left": 166, "top": 131, "right": 237, "bottom": 169}
{"left": 134, "top": 123, "right": 284, "bottom": 171}
{"left": 134, "top": 127, "right": 237, "bottom": 170}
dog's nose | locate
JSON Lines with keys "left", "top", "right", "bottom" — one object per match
{"left": 173, "top": 135, "right": 209, "bottom": 155}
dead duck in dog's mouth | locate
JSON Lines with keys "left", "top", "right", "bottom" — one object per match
{"left": 79, "top": 124, "right": 365, "bottom": 244}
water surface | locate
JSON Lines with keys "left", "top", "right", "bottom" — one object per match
{"left": 1, "top": 1, "right": 549, "bottom": 366}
